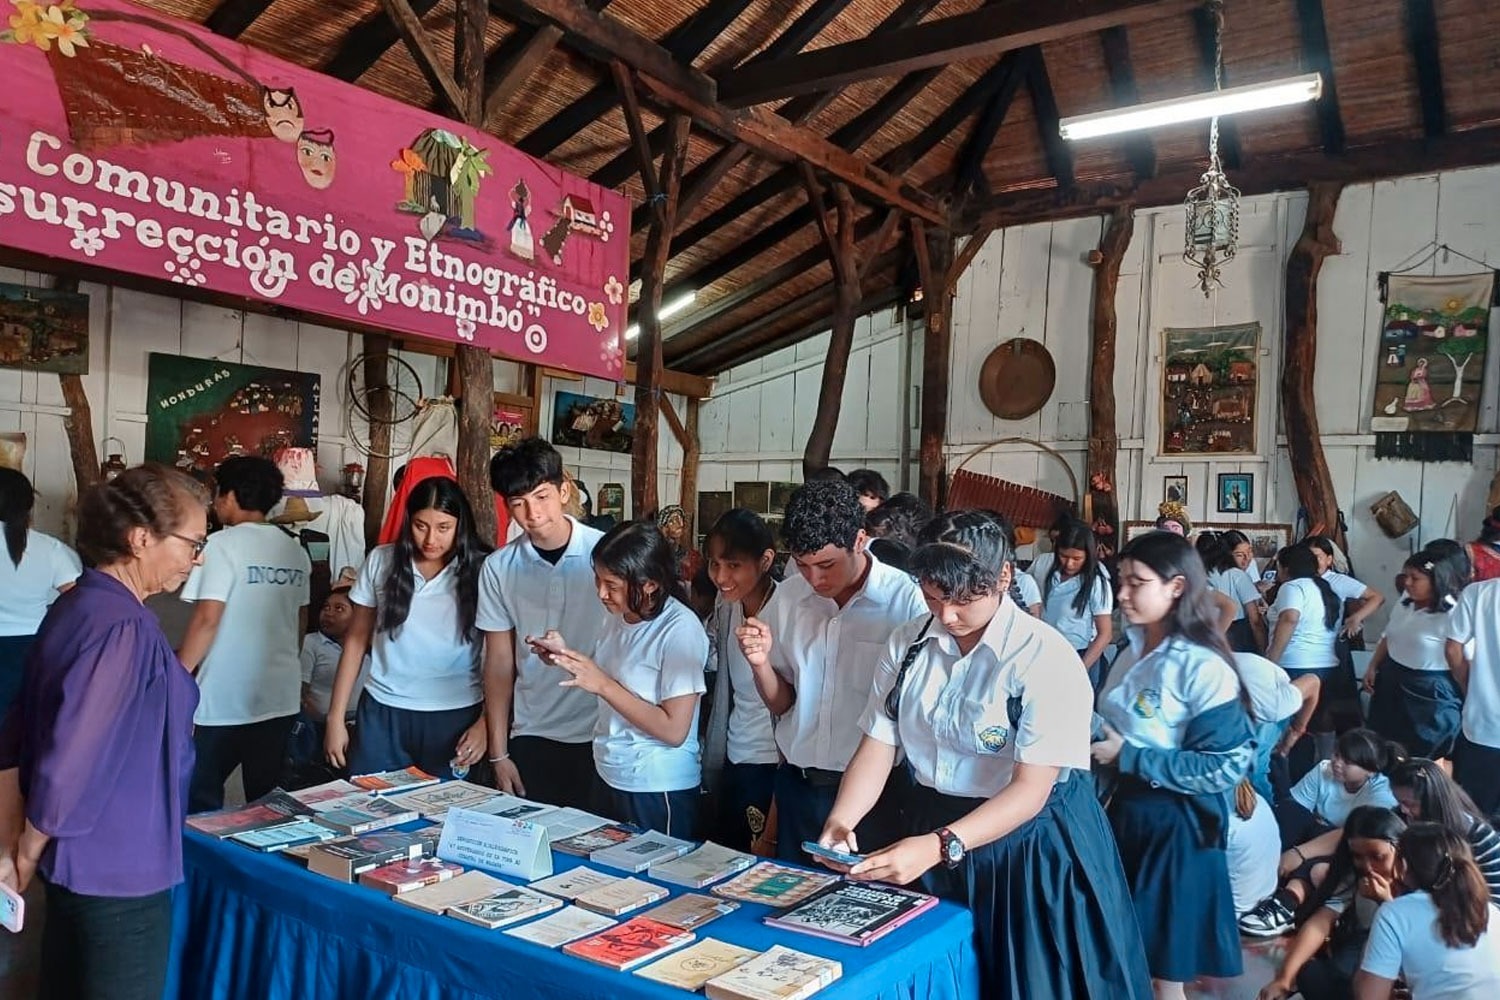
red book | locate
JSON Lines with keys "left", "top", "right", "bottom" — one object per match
{"left": 357, "top": 857, "right": 464, "bottom": 895}
{"left": 562, "top": 916, "right": 695, "bottom": 971}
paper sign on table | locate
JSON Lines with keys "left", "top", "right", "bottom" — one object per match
{"left": 437, "top": 806, "right": 552, "bottom": 881}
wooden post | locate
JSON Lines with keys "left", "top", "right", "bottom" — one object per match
{"left": 682, "top": 398, "right": 700, "bottom": 538}
{"left": 800, "top": 168, "right": 861, "bottom": 479}
{"left": 914, "top": 221, "right": 955, "bottom": 509}
{"left": 1087, "top": 207, "right": 1133, "bottom": 560}
{"left": 631, "top": 108, "right": 692, "bottom": 517}
{"left": 1282, "top": 181, "right": 1345, "bottom": 547}
{"left": 49, "top": 276, "right": 100, "bottom": 495}
{"left": 362, "top": 334, "right": 394, "bottom": 548}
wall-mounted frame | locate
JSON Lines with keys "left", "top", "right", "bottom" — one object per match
{"left": 1217, "top": 473, "right": 1254, "bottom": 514}
{"left": 491, "top": 391, "right": 537, "bottom": 449}
{"left": 1124, "top": 520, "right": 1292, "bottom": 560}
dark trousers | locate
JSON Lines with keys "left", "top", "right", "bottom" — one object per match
{"left": 40, "top": 879, "right": 173, "bottom": 1000}
{"left": 1454, "top": 734, "right": 1500, "bottom": 821}
{"left": 715, "top": 761, "right": 778, "bottom": 852}
{"left": 350, "top": 695, "right": 481, "bottom": 780}
{"left": 509, "top": 736, "right": 599, "bottom": 810}
{"left": 773, "top": 763, "right": 905, "bottom": 863}
{"left": 190, "top": 713, "right": 299, "bottom": 813}
{"left": 599, "top": 783, "right": 699, "bottom": 839}
{"left": 0, "top": 634, "right": 35, "bottom": 716}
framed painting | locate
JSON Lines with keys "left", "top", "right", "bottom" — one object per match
{"left": 1160, "top": 323, "right": 1259, "bottom": 456}
{"left": 1217, "top": 473, "right": 1254, "bottom": 514}
{"left": 1123, "top": 520, "right": 1292, "bottom": 558}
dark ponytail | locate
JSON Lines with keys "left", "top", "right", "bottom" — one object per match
{"left": 1400, "top": 823, "right": 1491, "bottom": 948}
{"left": 1336, "top": 728, "right": 1404, "bottom": 775}
{"left": 1267, "top": 543, "right": 1340, "bottom": 630}
{"left": 0, "top": 468, "right": 34, "bottom": 567}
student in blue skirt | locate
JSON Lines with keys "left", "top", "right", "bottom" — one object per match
{"left": 533, "top": 521, "right": 708, "bottom": 838}
{"left": 817, "top": 511, "right": 1152, "bottom": 1000}
{"left": 1038, "top": 519, "right": 1114, "bottom": 686}
{"left": 1092, "top": 530, "right": 1254, "bottom": 998}
{"left": 1199, "top": 530, "right": 1267, "bottom": 653}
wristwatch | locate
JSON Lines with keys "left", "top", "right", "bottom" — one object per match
{"left": 935, "top": 827, "right": 966, "bottom": 869}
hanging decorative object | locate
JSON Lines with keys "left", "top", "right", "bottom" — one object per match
{"left": 1183, "top": 0, "right": 1241, "bottom": 296}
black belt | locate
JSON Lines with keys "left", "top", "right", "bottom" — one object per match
{"left": 783, "top": 764, "right": 844, "bottom": 788}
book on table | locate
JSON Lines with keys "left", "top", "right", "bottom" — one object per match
{"left": 351, "top": 766, "right": 441, "bottom": 793}
{"left": 590, "top": 832, "right": 695, "bottom": 873}
{"left": 229, "top": 818, "right": 338, "bottom": 853}
{"left": 186, "top": 790, "right": 311, "bottom": 838}
{"left": 529, "top": 866, "right": 621, "bottom": 901}
{"left": 643, "top": 893, "right": 741, "bottom": 930}
{"left": 573, "top": 876, "right": 668, "bottom": 917}
{"left": 703, "top": 945, "right": 843, "bottom": 1000}
{"left": 380, "top": 781, "right": 501, "bottom": 820}
{"left": 711, "top": 862, "right": 841, "bottom": 908}
{"left": 503, "top": 906, "right": 617, "bottom": 948}
{"left": 650, "top": 841, "right": 757, "bottom": 888}
{"left": 562, "top": 916, "right": 695, "bottom": 971}
{"left": 763, "top": 882, "right": 938, "bottom": 946}
{"left": 446, "top": 885, "right": 563, "bottom": 929}
{"left": 287, "top": 779, "right": 361, "bottom": 805}
{"left": 306, "top": 793, "right": 420, "bottom": 835}
{"left": 533, "top": 807, "right": 610, "bottom": 844}
{"left": 633, "top": 938, "right": 760, "bottom": 990}
{"left": 467, "top": 793, "right": 559, "bottom": 825}
{"left": 305, "top": 830, "right": 428, "bottom": 882}
{"left": 550, "top": 823, "right": 637, "bottom": 856}
{"left": 391, "top": 870, "right": 510, "bottom": 915}
{"left": 358, "top": 857, "right": 465, "bottom": 895}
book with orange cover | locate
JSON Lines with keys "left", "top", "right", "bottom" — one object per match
{"left": 358, "top": 857, "right": 464, "bottom": 895}
{"left": 562, "top": 916, "right": 695, "bottom": 971}
{"left": 351, "top": 766, "right": 440, "bottom": 793}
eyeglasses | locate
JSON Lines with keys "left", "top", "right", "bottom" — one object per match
{"left": 169, "top": 532, "right": 208, "bottom": 557}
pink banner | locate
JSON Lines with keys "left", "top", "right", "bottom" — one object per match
{"left": 0, "top": 0, "right": 628, "bottom": 378}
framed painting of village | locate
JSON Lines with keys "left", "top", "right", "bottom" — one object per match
{"left": 1160, "top": 323, "right": 1260, "bottom": 456}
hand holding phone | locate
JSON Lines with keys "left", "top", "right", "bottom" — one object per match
{"left": 526, "top": 630, "right": 568, "bottom": 660}
{"left": 802, "top": 841, "right": 862, "bottom": 867}
{"left": 0, "top": 881, "right": 24, "bottom": 934}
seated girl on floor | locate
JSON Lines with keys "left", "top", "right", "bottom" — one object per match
{"left": 1240, "top": 728, "right": 1402, "bottom": 937}
{"left": 1255, "top": 806, "right": 1406, "bottom": 1000}
{"left": 1390, "top": 758, "right": 1500, "bottom": 904}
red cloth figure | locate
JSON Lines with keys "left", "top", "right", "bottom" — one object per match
{"left": 377, "top": 455, "right": 509, "bottom": 547}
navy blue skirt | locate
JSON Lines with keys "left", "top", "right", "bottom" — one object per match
{"left": 1226, "top": 619, "right": 1259, "bottom": 654}
{"left": 1367, "top": 660, "right": 1462, "bottom": 759}
{"left": 0, "top": 633, "right": 35, "bottom": 716}
{"left": 908, "top": 770, "right": 1152, "bottom": 1000}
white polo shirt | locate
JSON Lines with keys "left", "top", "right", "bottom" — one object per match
{"left": 1013, "top": 572, "right": 1042, "bottom": 611}
{"left": 1038, "top": 571, "right": 1112, "bottom": 649}
{"left": 1100, "top": 631, "right": 1241, "bottom": 751}
{"left": 593, "top": 597, "right": 709, "bottom": 793}
{"left": 707, "top": 595, "right": 779, "bottom": 766}
{"left": 300, "top": 632, "right": 370, "bottom": 721}
{"left": 1290, "top": 760, "right": 1396, "bottom": 827}
{"left": 1209, "top": 568, "right": 1261, "bottom": 621}
{"left": 1383, "top": 600, "right": 1454, "bottom": 672}
{"left": 1449, "top": 579, "right": 1500, "bottom": 747}
{"left": 0, "top": 529, "right": 81, "bottom": 635}
{"left": 477, "top": 517, "right": 606, "bottom": 743}
{"left": 1233, "top": 652, "right": 1304, "bottom": 726}
{"left": 1227, "top": 791, "right": 1280, "bottom": 917}
{"left": 182, "top": 522, "right": 310, "bottom": 725}
{"left": 1270, "top": 578, "right": 1339, "bottom": 672}
{"left": 860, "top": 602, "right": 1092, "bottom": 798}
{"left": 1360, "top": 893, "right": 1500, "bottom": 999}
{"left": 352, "top": 544, "right": 482, "bottom": 712}
{"left": 1322, "top": 569, "right": 1369, "bottom": 603}
{"left": 763, "top": 553, "right": 926, "bottom": 772}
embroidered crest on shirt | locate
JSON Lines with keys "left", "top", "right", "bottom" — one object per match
{"left": 1131, "top": 689, "right": 1162, "bottom": 719}
{"left": 975, "top": 725, "right": 1010, "bottom": 754}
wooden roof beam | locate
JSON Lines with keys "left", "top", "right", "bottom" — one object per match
{"left": 379, "top": 0, "right": 468, "bottom": 118}
{"left": 1294, "top": 0, "right": 1345, "bottom": 154}
{"left": 952, "top": 51, "right": 1026, "bottom": 202}
{"left": 205, "top": 0, "right": 275, "bottom": 39}
{"left": 1026, "top": 47, "right": 1076, "bottom": 196}
{"left": 325, "top": 0, "right": 442, "bottom": 82}
{"left": 1404, "top": 0, "right": 1446, "bottom": 138}
{"left": 716, "top": 0, "right": 1198, "bottom": 108}
{"left": 482, "top": 1, "right": 617, "bottom": 126}
{"left": 1099, "top": 26, "right": 1156, "bottom": 179}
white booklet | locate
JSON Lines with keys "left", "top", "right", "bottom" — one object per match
{"left": 503, "top": 906, "right": 617, "bottom": 948}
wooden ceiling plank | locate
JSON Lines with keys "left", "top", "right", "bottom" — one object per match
{"left": 1404, "top": 0, "right": 1446, "bottom": 138}
{"left": 953, "top": 50, "right": 1026, "bottom": 201}
{"left": 1192, "top": 4, "right": 1241, "bottom": 169}
{"left": 377, "top": 0, "right": 468, "bottom": 117}
{"left": 611, "top": 62, "right": 663, "bottom": 203}
{"left": 859, "top": 208, "right": 905, "bottom": 282}
{"left": 325, "top": 0, "right": 442, "bottom": 82}
{"left": 716, "top": 0, "right": 1198, "bottom": 108}
{"left": 484, "top": 26, "right": 566, "bottom": 123}
{"left": 1294, "top": 0, "right": 1345, "bottom": 154}
{"left": 204, "top": 0, "right": 276, "bottom": 39}
{"left": 1026, "top": 46, "right": 1076, "bottom": 195}
{"left": 1099, "top": 26, "right": 1156, "bottom": 178}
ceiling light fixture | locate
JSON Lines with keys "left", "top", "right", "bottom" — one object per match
{"left": 1057, "top": 72, "right": 1321, "bottom": 141}
{"left": 625, "top": 289, "right": 697, "bottom": 341}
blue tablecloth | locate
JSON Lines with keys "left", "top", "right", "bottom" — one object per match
{"left": 166, "top": 828, "right": 981, "bottom": 1000}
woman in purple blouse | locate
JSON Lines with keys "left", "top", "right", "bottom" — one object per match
{"left": 0, "top": 464, "right": 208, "bottom": 1000}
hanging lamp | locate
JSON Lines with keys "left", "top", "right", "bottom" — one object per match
{"left": 1183, "top": 0, "right": 1241, "bottom": 296}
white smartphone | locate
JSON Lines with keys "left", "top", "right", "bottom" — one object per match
{"left": 1, "top": 881, "right": 24, "bottom": 934}
{"left": 802, "top": 841, "right": 861, "bottom": 867}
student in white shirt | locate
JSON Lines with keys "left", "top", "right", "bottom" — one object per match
{"left": 1446, "top": 577, "right": 1500, "bottom": 817}
{"left": 1266, "top": 543, "right": 1343, "bottom": 778}
{"left": 817, "top": 512, "right": 1151, "bottom": 1000}
{"left": 737, "top": 479, "right": 926, "bottom": 862}
{"left": 1228, "top": 781, "right": 1281, "bottom": 918}
{"left": 1037, "top": 519, "right": 1113, "bottom": 686}
{"left": 1355, "top": 823, "right": 1500, "bottom": 1000}
{"left": 532, "top": 522, "right": 708, "bottom": 838}
{"left": 1092, "top": 531, "right": 1254, "bottom": 996}
{"left": 1198, "top": 531, "right": 1267, "bottom": 652}
{"left": 479, "top": 439, "right": 605, "bottom": 809}
{"left": 702, "top": 509, "right": 780, "bottom": 852}
{"left": 1389, "top": 758, "right": 1500, "bottom": 905}
{"left": 1366, "top": 547, "right": 1467, "bottom": 760}
{"left": 1257, "top": 806, "right": 1406, "bottom": 1000}
{"left": 1308, "top": 535, "right": 1385, "bottom": 640}
{"left": 287, "top": 585, "right": 369, "bottom": 777}
{"left": 324, "top": 477, "right": 491, "bottom": 779}
{"left": 0, "top": 468, "right": 81, "bottom": 714}
{"left": 179, "top": 457, "right": 310, "bottom": 812}
{"left": 1233, "top": 652, "right": 1320, "bottom": 819}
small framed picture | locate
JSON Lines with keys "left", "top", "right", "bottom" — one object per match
{"left": 1217, "top": 473, "right": 1254, "bottom": 514}
{"left": 1163, "top": 475, "right": 1188, "bottom": 506}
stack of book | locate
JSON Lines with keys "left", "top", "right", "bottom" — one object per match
{"left": 590, "top": 832, "right": 694, "bottom": 873}
{"left": 573, "top": 877, "right": 667, "bottom": 917}
{"left": 351, "top": 767, "right": 441, "bottom": 793}
{"left": 562, "top": 916, "right": 695, "bottom": 971}
{"left": 186, "top": 790, "right": 311, "bottom": 839}
{"left": 530, "top": 866, "right": 621, "bottom": 902}
{"left": 650, "top": 842, "right": 756, "bottom": 888}
{"left": 551, "top": 823, "right": 637, "bottom": 857}
{"left": 358, "top": 857, "right": 465, "bottom": 895}
{"left": 703, "top": 945, "right": 842, "bottom": 1000}
{"left": 643, "top": 893, "right": 740, "bottom": 931}
{"left": 306, "top": 793, "right": 419, "bottom": 835}
{"left": 229, "top": 818, "right": 338, "bottom": 853}
{"left": 503, "top": 907, "right": 617, "bottom": 948}
{"left": 711, "top": 862, "right": 841, "bottom": 908}
{"left": 305, "top": 830, "right": 429, "bottom": 882}
{"left": 764, "top": 882, "right": 938, "bottom": 946}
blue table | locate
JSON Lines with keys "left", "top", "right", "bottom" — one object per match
{"left": 166, "top": 828, "right": 981, "bottom": 1000}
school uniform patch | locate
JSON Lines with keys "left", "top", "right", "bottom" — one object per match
{"left": 1131, "top": 688, "right": 1162, "bottom": 719}
{"left": 975, "top": 724, "right": 1010, "bottom": 753}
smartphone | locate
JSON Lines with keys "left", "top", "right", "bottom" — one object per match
{"left": 802, "top": 841, "right": 861, "bottom": 867}
{"left": 1, "top": 881, "right": 24, "bottom": 934}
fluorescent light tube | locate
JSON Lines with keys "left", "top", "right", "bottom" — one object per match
{"left": 625, "top": 289, "right": 696, "bottom": 340}
{"left": 1059, "top": 73, "right": 1322, "bottom": 141}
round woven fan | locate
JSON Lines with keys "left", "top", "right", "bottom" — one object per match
{"left": 978, "top": 338, "right": 1056, "bottom": 420}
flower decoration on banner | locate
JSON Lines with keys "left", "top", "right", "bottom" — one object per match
{"left": 604, "top": 275, "right": 624, "bottom": 306}
{"left": 69, "top": 226, "right": 103, "bottom": 258}
{"left": 345, "top": 261, "right": 387, "bottom": 316}
{"left": 599, "top": 334, "right": 622, "bottom": 368}
{"left": 586, "top": 301, "right": 609, "bottom": 333}
{"left": 455, "top": 317, "right": 476, "bottom": 341}
{"left": 598, "top": 210, "right": 615, "bottom": 243}
{"left": 2, "top": 1, "right": 91, "bottom": 55}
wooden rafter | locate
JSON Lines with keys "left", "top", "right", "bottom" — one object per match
{"left": 1099, "top": 26, "right": 1155, "bottom": 178}
{"left": 680, "top": 286, "right": 907, "bottom": 376}
{"left": 1026, "top": 47, "right": 1075, "bottom": 195}
{"left": 717, "top": 0, "right": 1197, "bottom": 107}
{"left": 947, "top": 227, "right": 995, "bottom": 296}
{"left": 952, "top": 51, "right": 1026, "bottom": 201}
{"left": 1404, "top": 0, "right": 1446, "bottom": 138}
{"left": 1294, "top": 0, "right": 1345, "bottom": 154}
{"left": 483, "top": 0, "right": 614, "bottom": 126}
{"left": 860, "top": 209, "right": 905, "bottom": 283}
{"left": 799, "top": 171, "right": 861, "bottom": 477}
{"left": 1192, "top": 4, "right": 1241, "bottom": 169}
{"left": 1087, "top": 207, "right": 1133, "bottom": 556}
{"left": 325, "top": 0, "right": 441, "bottom": 82}
{"left": 912, "top": 219, "right": 955, "bottom": 509}
{"left": 204, "top": 0, "right": 275, "bottom": 39}
{"left": 378, "top": 0, "right": 468, "bottom": 118}
{"left": 611, "top": 62, "right": 661, "bottom": 203}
